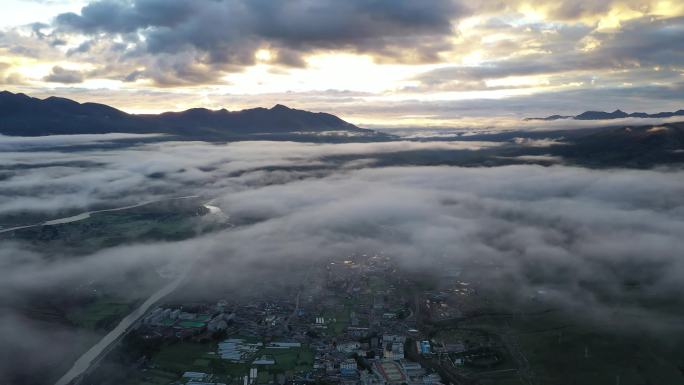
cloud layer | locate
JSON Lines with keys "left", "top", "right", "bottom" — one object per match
{"left": 2, "top": 138, "right": 684, "bottom": 382}
{"left": 3, "top": 139, "right": 684, "bottom": 320}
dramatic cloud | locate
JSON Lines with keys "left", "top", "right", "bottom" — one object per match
{"left": 2, "top": 0, "right": 684, "bottom": 123}
{"left": 50, "top": 0, "right": 465, "bottom": 85}
{"left": 414, "top": 16, "right": 684, "bottom": 90}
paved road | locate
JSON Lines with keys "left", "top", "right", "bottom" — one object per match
{"left": 34, "top": 195, "right": 223, "bottom": 385}
{"left": 54, "top": 264, "right": 192, "bottom": 385}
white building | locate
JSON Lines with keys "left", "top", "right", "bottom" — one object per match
{"left": 268, "top": 342, "right": 301, "bottom": 348}
{"left": 422, "top": 373, "right": 442, "bottom": 385}
{"left": 341, "top": 358, "right": 358, "bottom": 376}
{"left": 383, "top": 335, "right": 406, "bottom": 344}
{"left": 253, "top": 355, "right": 276, "bottom": 365}
{"left": 341, "top": 359, "right": 358, "bottom": 370}
{"left": 179, "top": 312, "right": 195, "bottom": 320}
{"left": 384, "top": 342, "right": 405, "bottom": 360}
{"left": 337, "top": 341, "right": 361, "bottom": 353}
{"left": 183, "top": 372, "right": 208, "bottom": 381}
{"left": 208, "top": 314, "right": 229, "bottom": 332}
{"left": 218, "top": 339, "right": 263, "bottom": 362}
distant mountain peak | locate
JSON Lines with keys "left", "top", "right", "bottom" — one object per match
{"left": 0, "top": 90, "right": 379, "bottom": 139}
{"left": 270, "top": 104, "right": 292, "bottom": 112}
{"left": 526, "top": 108, "right": 684, "bottom": 121}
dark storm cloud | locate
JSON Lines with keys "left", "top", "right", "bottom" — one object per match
{"left": 52, "top": 0, "right": 466, "bottom": 84}
{"left": 599, "top": 15, "right": 684, "bottom": 67}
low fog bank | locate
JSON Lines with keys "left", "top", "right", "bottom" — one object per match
{"left": 206, "top": 165, "right": 684, "bottom": 331}
{"left": 5, "top": 165, "right": 684, "bottom": 324}
{"left": 0, "top": 140, "right": 502, "bottom": 223}
{"left": 2, "top": 139, "right": 684, "bottom": 381}
{"left": 379, "top": 116, "right": 684, "bottom": 138}
{"left": 0, "top": 133, "right": 166, "bottom": 150}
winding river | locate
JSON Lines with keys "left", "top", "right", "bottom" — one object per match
{"left": 0, "top": 196, "right": 200, "bottom": 234}
{"left": 0, "top": 195, "right": 223, "bottom": 385}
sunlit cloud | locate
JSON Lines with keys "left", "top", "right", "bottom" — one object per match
{"left": 1, "top": 0, "right": 683, "bottom": 125}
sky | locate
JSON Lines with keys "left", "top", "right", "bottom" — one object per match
{"left": 0, "top": 0, "right": 683, "bottom": 126}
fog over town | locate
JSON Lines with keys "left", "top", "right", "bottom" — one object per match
{"left": 2, "top": 134, "right": 684, "bottom": 384}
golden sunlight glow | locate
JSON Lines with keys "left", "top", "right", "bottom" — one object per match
{"left": 255, "top": 49, "right": 273, "bottom": 62}
{"left": 516, "top": 3, "right": 546, "bottom": 24}
{"left": 596, "top": 5, "right": 644, "bottom": 31}
{"left": 220, "top": 53, "right": 436, "bottom": 95}
{"left": 11, "top": 59, "right": 52, "bottom": 80}
{"left": 579, "top": 36, "right": 602, "bottom": 52}
{"left": 461, "top": 51, "right": 484, "bottom": 66}
{"left": 486, "top": 75, "right": 551, "bottom": 88}
{"left": 651, "top": 1, "right": 684, "bottom": 17}
{"left": 1, "top": 0, "right": 682, "bottom": 125}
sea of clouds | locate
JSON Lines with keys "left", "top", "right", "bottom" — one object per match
{"left": 2, "top": 135, "right": 684, "bottom": 381}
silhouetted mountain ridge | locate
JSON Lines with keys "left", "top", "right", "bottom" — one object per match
{"left": 0, "top": 91, "right": 375, "bottom": 138}
{"left": 526, "top": 109, "right": 684, "bottom": 121}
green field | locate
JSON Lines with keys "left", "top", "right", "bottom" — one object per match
{"left": 261, "top": 347, "right": 314, "bottom": 373}
{"left": 132, "top": 341, "right": 315, "bottom": 385}
{"left": 518, "top": 327, "right": 684, "bottom": 385}
{"left": 178, "top": 321, "right": 207, "bottom": 328}
{"left": 1, "top": 197, "right": 227, "bottom": 255}
{"left": 135, "top": 368, "right": 179, "bottom": 385}
{"left": 151, "top": 343, "right": 215, "bottom": 373}
{"left": 429, "top": 307, "right": 684, "bottom": 385}
{"left": 506, "top": 311, "right": 684, "bottom": 385}
{"left": 67, "top": 298, "right": 134, "bottom": 331}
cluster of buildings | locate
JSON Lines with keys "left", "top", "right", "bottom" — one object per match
{"left": 382, "top": 335, "right": 405, "bottom": 360}
{"left": 140, "top": 304, "right": 234, "bottom": 340}
{"left": 218, "top": 339, "right": 264, "bottom": 362}
{"left": 307, "top": 332, "right": 441, "bottom": 385}
{"left": 132, "top": 254, "right": 509, "bottom": 385}
{"left": 180, "top": 371, "right": 226, "bottom": 385}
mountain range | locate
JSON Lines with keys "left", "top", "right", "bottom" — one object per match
{"left": 526, "top": 109, "right": 684, "bottom": 121}
{"left": 0, "top": 91, "right": 377, "bottom": 139}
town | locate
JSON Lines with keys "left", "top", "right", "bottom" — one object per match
{"left": 83, "top": 254, "right": 519, "bottom": 385}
